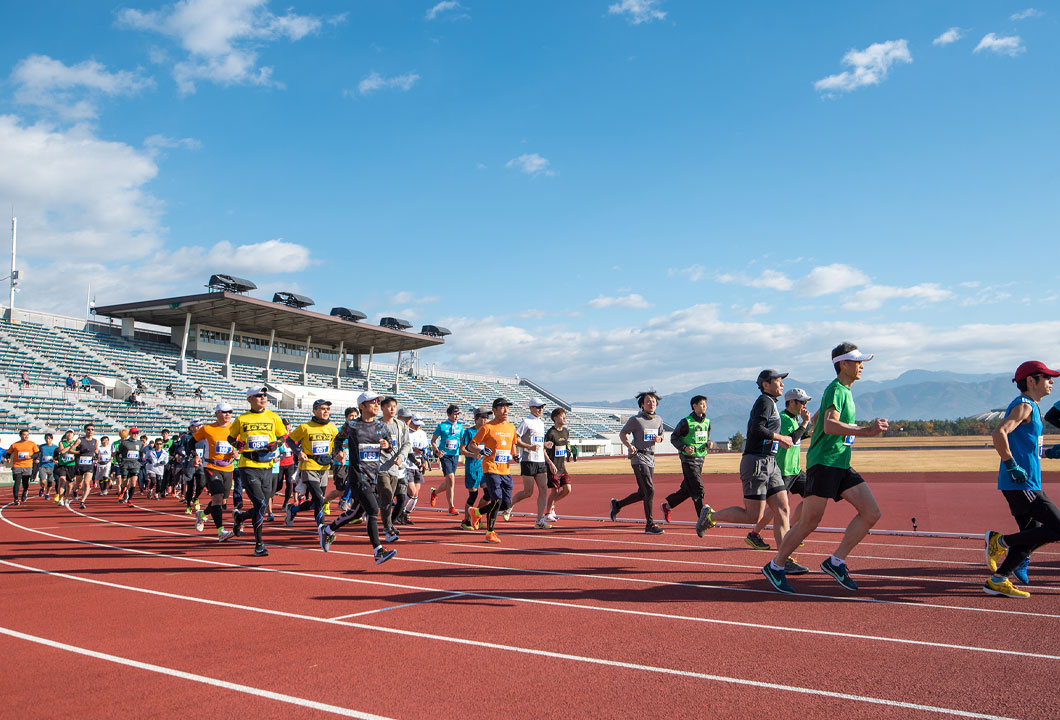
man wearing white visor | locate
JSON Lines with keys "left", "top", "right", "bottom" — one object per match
{"left": 762, "top": 343, "right": 888, "bottom": 594}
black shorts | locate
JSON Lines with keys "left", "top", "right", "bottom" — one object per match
{"left": 520, "top": 461, "right": 548, "bottom": 477}
{"left": 204, "top": 468, "right": 234, "bottom": 496}
{"left": 804, "top": 465, "right": 864, "bottom": 502}
{"left": 1002, "top": 488, "right": 1060, "bottom": 526}
{"left": 121, "top": 465, "right": 140, "bottom": 479}
{"left": 783, "top": 470, "right": 807, "bottom": 497}
{"left": 54, "top": 465, "right": 75, "bottom": 479}
{"left": 332, "top": 466, "right": 349, "bottom": 493}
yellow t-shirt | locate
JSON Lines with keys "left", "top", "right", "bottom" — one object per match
{"left": 289, "top": 420, "right": 338, "bottom": 471}
{"left": 229, "top": 410, "right": 286, "bottom": 469}
{"left": 193, "top": 423, "right": 235, "bottom": 472}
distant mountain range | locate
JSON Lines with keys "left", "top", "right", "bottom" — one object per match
{"left": 575, "top": 370, "right": 1023, "bottom": 440}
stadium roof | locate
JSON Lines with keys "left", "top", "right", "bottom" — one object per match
{"left": 94, "top": 292, "right": 443, "bottom": 354}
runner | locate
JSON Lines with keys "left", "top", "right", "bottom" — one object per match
{"left": 459, "top": 407, "right": 491, "bottom": 531}
{"left": 430, "top": 404, "right": 464, "bottom": 516}
{"left": 610, "top": 391, "right": 666, "bottom": 534}
{"left": 509, "top": 397, "right": 553, "bottom": 528}
{"left": 228, "top": 386, "right": 287, "bottom": 557}
{"left": 53, "top": 430, "right": 78, "bottom": 506}
{"left": 983, "top": 361, "right": 1060, "bottom": 598}
{"left": 467, "top": 397, "right": 535, "bottom": 543}
{"left": 317, "top": 391, "right": 397, "bottom": 564}
{"left": 400, "top": 412, "right": 431, "bottom": 524}
{"left": 747, "top": 388, "right": 813, "bottom": 550}
{"left": 143, "top": 438, "right": 169, "bottom": 501}
{"left": 5, "top": 429, "right": 38, "bottom": 505}
{"left": 192, "top": 404, "right": 237, "bottom": 540}
{"left": 264, "top": 418, "right": 291, "bottom": 521}
{"left": 115, "top": 428, "right": 142, "bottom": 504}
{"left": 377, "top": 397, "right": 410, "bottom": 538}
{"left": 37, "top": 433, "right": 56, "bottom": 500}
{"left": 544, "top": 408, "right": 573, "bottom": 522}
{"left": 661, "top": 395, "right": 711, "bottom": 527}
{"left": 178, "top": 421, "right": 207, "bottom": 516}
{"left": 696, "top": 371, "right": 805, "bottom": 575}
{"left": 760, "top": 344, "right": 888, "bottom": 594}
{"left": 73, "top": 424, "right": 99, "bottom": 509}
{"left": 94, "top": 436, "right": 112, "bottom": 496}
{"left": 285, "top": 399, "right": 338, "bottom": 528}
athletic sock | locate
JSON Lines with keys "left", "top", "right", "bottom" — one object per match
{"left": 210, "top": 504, "right": 223, "bottom": 529}
{"left": 404, "top": 496, "right": 417, "bottom": 513}
{"left": 828, "top": 555, "right": 844, "bottom": 566}
{"left": 770, "top": 560, "right": 785, "bottom": 572}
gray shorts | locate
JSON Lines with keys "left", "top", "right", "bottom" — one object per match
{"left": 739, "top": 454, "right": 785, "bottom": 500}
{"left": 297, "top": 468, "right": 329, "bottom": 493}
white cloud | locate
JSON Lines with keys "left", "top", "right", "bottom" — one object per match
{"left": 672, "top": 264, "right": 705, "bottom": 282}
{"left": 144, "top": 134, "right": 202, "bottom": 151}
{"left": 608, "top": 0, "right": 666, "bottom": 25}
{"left": 587, "top": 293, "right": 651, "bottom": 309}
{"left": 932, "top": 28, "right": 963, "bottom": 46}
{"left": 841, "top": 283, "right": 952, "bottom": 311}
{"left": 117, "top": 0, "right": 337, "bottom": 93}
{"left": 356, "top": 71, "right": 421, "bottom": 95}
{"left": 814, "top": 39, "right": 912, "bottom": 94}
{"left": 799, "top": 264, "right": 870, "bottom": 297}
{"left": 747, "top": 302, "right": 773, "bottom": 316}
{"left": 11, "top": 55, "right": 154, "bottom": 120}
{"left": 974, "top": 33, "right": 1025, "bottom": 57}
{"left": 425, "top": 1, "right": 468, "bottom": 20}
{"left": 207, "top": 238, "right": 311, "bottom": 274}
{"left": 1011, "top": 8, "right": 1043, "bottom": 20}
{"left": 505, "top": 153, "right": 554, "bottom": 176}
{"left": 716, "top": 268, "right": 793, "bottom": 292}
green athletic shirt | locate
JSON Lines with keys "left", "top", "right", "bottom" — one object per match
{"left": 777, "top": 411, "right": 803, "bottom": 476}
{"left": 806, "top": 378, "right": 855, "bottom": 470}
{"left": 56, "top": 439, "right": 78, "bottom": 467}
{"left": 679, "top": 414, "right": 711, "bottom": 457}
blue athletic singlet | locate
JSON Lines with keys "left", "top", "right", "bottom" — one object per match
{"left": 998, "top": 395, "right": 1042, "bottom": 491}
{"left": 432, "top": 420, "right": 465, "bottom": 457}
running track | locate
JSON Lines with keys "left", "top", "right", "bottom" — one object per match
{"left": 2, "top": 472, "right": 1057, "bottom": 719}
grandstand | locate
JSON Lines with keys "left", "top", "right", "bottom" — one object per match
{"left": 1, "top": 291, "right": 630, "bottom": 451}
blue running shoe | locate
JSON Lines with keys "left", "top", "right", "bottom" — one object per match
{"left": 820, "top": 559, "right": 858, "bottom": 591}
{"left": 761, "top": 563, "right": 794, "bottom": 594}
{"left": 1013, "top": 558, "right": 1030, "bottom": 585}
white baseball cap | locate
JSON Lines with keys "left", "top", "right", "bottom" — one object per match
{"left": 410, "top": 414, "right": 424, "bottom": 426}
{"left": 245, "top": 385, "right": 268, "bottom": 398}
{"left": 528, "top": 397, "right": 547, "bottom": 407}
{"left": 357, "top": 390, "right": 383, "bottom": 405}
{"left": 831, "top": 349, "right": 874, "bottom": 363}
{"left": 214, "top": 402, "right": 233, "bottom": 413}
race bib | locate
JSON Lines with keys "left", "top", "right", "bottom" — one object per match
{"left": 359, "top": 444, "right": 380, "bottom": 462}
{"left": 62, "top": 454, "right": 74, "bottom": 463}
{"left": 311, "top": 440, "right": 330, "bottom": 455}
{"left": 554, "top": 446, "right": 567, "bottom": 457}
{"left": 531, "top": 434, "right": 544, "bottom": 445}
{"left": 78, "top": 456, "right": 92, "bottom": 466}
{"left": 644, "top": 431, "right": 657, "bottom": 442}
{"left": 445, "top": 438, "right": 458, "bottom": 451}
{"left": 694, "top": 430, "right": 709, "bottom": 443}
{"left": 843, "top": 435, "right": 855, "bottom": 447}
{"left": 1038, "top": 436, "right": 1044, "bottom": 459}
{"left": 99, "top": 451, "right": 111, "bottom": 462}
{"left": 196, "top": 448, "right": 205, "bottom": 458}
{"left": 215, "top": 441, "right": 232, "bottom": 455}
{"left": 494, "top": 451, "right": 511, "bottom": 464}
{"left": 247, "top": 434, "right": 269, "bottom": 450}
{"left": 17, "top": 451, "right": 29, "bottom": 460}
{"left": 126, "top": 450, "right": 139, "bottom": 460}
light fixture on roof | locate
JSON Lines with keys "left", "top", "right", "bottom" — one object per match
{"left": 273, "top": 291, "right": 315, "bottom": 309}
{"left": 420, "top": 324, "right": 451, "bottom": 337}
{"left": 380, "top": 317, "right": 412, "bottom": 331}
{"left": 330, "top": 307, "right": 367, "bottom": 323}
{"left": 207, "top": 274, "right": 257, "bottom": 294}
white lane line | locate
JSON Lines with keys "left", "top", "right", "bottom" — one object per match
{"left": 3, "top": 519, "right": 1059, "bottom": 661}
{"left": 0, "top": 625, "right": 394, "bottom": 719}
{"left": 0, "top": 562, "right": 1022, "bottom": 720}
{"left": 29, "top": 504, "right": 1060, "bottom": 620}
{"left": 329, "top": 593, "right": 467, "bottom": 620}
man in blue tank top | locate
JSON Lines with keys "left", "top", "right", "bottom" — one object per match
{"left": 985, "top": 360, "right": 1060, "bottom": 598}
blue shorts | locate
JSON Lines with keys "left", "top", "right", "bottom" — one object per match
{"left": 482, "top": 473, "right": 513, "bottom": 507}
{"left": 441, "top": 455, "right": 459, "bottom": 476}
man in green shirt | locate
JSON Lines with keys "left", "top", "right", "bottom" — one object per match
{"left": 762, "top": 343, "right": 888, "bottom": 594}
{"left": 662, "top": 395, "right": 712, "bottom": 526}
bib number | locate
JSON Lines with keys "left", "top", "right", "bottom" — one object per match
{"left": 312, "top": 441, "right": 330, "bottom": 455}
{"left": 62, "top": 454, "right": 74, "bottom": 463}
{"left": 843, "top": 435, "right": 855, "bottom": 447}
{"left": 359, "top": 444, "right": 380, "bottom": 462}
{"left": 445, "top": 439, "right": 458, "bottom": 451}
{"left": 126, "top": 451, "right": 139, "bottom": 460}
{"left": 494, "top": 451, "right": 511, "bottom": 464}
{"left": 531, "top": 434, "right": 544, "bottom": 445}
{"left": 78, "top": 456, "right": 93, "bottom": 466}
{"left": 554, "top": 447, "right": 567, "bottom": 458}
{"left": 214, "top": 441, "right": 231, "bottom": 456}
{"left": 768, "top": 440, "right": 779, "bottom": 454}
{"left": 17, "top": 451, "right": 29, "bottom": 460}
{"left": 1038, "top": 436, "right": 1044, "bottom": 459}
{"left": 247, "top": 435, "right": 268, "bottom": 450}
{"left": 196, "top": 448, "right": 205, "bottom": 458}
{"left": 694, "top": 430, "right": 709, "bottom": 443}
{"left": 644, "top": 432, "right": 657, "bottom": 442}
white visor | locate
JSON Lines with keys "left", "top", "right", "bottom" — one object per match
{"left": 832, "top": 350, "right": 874, "bottom": 363}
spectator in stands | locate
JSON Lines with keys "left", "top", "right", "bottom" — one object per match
{"left": 80, "top": 376, "right": 92, "bottom": 392}
{"left": 20, "top": 370, "right": 30, "bottom": 388}
{"left": 65, "top": 373, "right": 76, "bottom": 390}
{"left": 135, "top": 376, "right": 146, "bottom": 392}
{"left": 165, "top": 383, "right": 175, "bottom": 398}
{"left": 194, "top": 386, "right": 205, "bottom": 399}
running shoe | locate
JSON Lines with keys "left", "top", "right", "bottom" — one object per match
{"left": 253, "top": 545, "right": 269, "bottom": 557}
{"left": 385, "top": 530, "right": 400, "bottom": 543}
{"left": 318, "top": 524, "right": 335, "bottom": 552}
{"left": 695, "top": 505, "right": 716, "bottom": 537}
{"left": 193, "top": 500, "right": 200, "bottom": 511}
{"left": 609, "top": 498, "right": 619, "bottom": 522}
{"left": 375, "top": 546, "right": 396, "bottom": 565}
{"left": 644, "top": 524, "right": 664, "bottom": 535}
{"left": 194, "top": 511, "right": 205, "bottom": 533}
{"left": 38, "top": 489, "right": 44, "bottom": 497}
{"left": 1013, "top": 558, "right": 1030, "bottom": 585}
{"left": 459, "top": 521, "right": 475, "bottom": 531}
{"left": 985, "top": 530, "right": 1006, "bottom": 573}
{"left": 761, "top": 563, "right": 794, "bottom": 594}
{"left": 984, "top": 577, "right": 1029, "bottom": 598}
{"left": 266, "top": 512, "right": 275, "bottom": 522}
{"left": 534, "top": 519, "right": 553, "bottom": 530}
{"left": 745, "top": 532, "right": 770, "bottom": 550}
{"left": 403, "top": 515, "right": 415, "bottom": 526}
{"left": 545, "top": 510, "right": 558, "bottom": 523}
{"left": 820, "top": 558, "right": 858, "bottom": 591}
{"left": 661, "top": 501, "right": 672, "bottom": 524}
{"left": 448, "top": 507, "right": 460, "bottom": 516}
{"left": 323, "top": 501, "right": 330, "bottom": 515}
{"left": 468, "top": 506, "right": 481, "bottom": 530}
{"left": 784, "top": 556, "right": 809, "bottom": 575}
{"left": 184, "top": 506, "right": 193, "bottom": 516}
{"left": 338, "top": 500, "right": 351, "bottom": 513}
{"left": 13, "top": 500, "right": 20, "bottom": 506}
{"left": 502, "top": 507, "right": 512, "bottom": 521}
{"left": 351, "top": 516, "right": 365, "bottom": 525}
{"left": 284, "top": 504, "right": 296, "bottom": 527}
{"left": 44, "top": 493, "right": 50, "bottom": 501}
{"left": 218, "top": 528, "right": 234, "bottom": 542}
{"left": 485, "top": 531, "right": 501, "bottom": 544}
{"left": 429, "top": 487, "right": 438, "bottom": 507}
{"left": 78, "top": 501, "right": 86, "bottom": 509}
{"left": 231, "top": 510, "right": 244, "bottom": 537}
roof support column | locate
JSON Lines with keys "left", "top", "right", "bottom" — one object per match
{"left": 393, "top": 350, "right": 402, "bottom": 393}
{"left": 223, "top": 321, "right": 236, "bottom": 381}
{"left": 177, "top": 312, "right": 191, "bottom": 374}
{"left": 365, "top": 345, "right": 374, "bottom": 391}
{"left": 334, "top": 340, "right": 344, "bottom": 389}
{"left": 264, "top": 328, "right": 276, "bottom": 382}
{"left": 302, "top": 334, "right": 312, "bottom": 385}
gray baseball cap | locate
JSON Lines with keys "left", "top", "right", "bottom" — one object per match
{"left": 784, "top": 388, "right": 812, "bottom": 403}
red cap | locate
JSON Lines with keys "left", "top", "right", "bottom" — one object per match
{"left": 129, "top": 426, "right": 139, "bottom": 433}
{"left": 1013, "top": 361, "right": 1060, "bottom": 382}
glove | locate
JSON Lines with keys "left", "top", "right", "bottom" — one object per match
{"left": 1004, "top": 458, "right": 1029, "bottom": 483}
{"left": 1043, "top": 445, "right": 1060, "bottom": 460}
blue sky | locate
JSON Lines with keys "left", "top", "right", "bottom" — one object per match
{"left": 1, "top": 1, "right": 1058, "bottom": 400}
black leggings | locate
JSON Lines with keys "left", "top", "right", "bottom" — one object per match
{"left": 615, "top": 463, "right": 656, "bottom": 525}
{"left": 234, "top": 468, "right": 269, "bottom": 546}
{"left": 999, "top": 489, "right": 1060, "bottom": 575}
{"left": 666, "top": 456, "right": 705, "bottom": 513}
{"left": 184, "top": 471, "right": 206, "bottom": 506}
{"left": 330, "top": 479, "right": 381, "bottom": 548}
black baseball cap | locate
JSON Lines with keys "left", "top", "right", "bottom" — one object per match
{"left": 492, "top": 397, "right": 513, "bottom": 408}
{"left": 756, "top": 369, "right": 788, "bottom": 384}
{"left": 313, "top": 399, "right": 332, "bottom": 409}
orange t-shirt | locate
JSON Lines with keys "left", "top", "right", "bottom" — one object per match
{"left": 8, "top": 440, "right": 39, "bottom": 468}
{"left": 193, "top": 423, "right": 235, "bottom": 472}
{"left": 473, "top": 420, "right": 516, "bottom": 476}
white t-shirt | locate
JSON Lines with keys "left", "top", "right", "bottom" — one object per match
{"left": 517, "top": 416, "right": 546, "bottom": 463}
{"left": 407, "top": 429, "right": 430, "bottom": 469}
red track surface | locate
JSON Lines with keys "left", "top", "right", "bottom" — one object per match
{"left": 2, "top": 472, "right": 1058, "bottom": 719}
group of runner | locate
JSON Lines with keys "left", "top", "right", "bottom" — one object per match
{"left": 6, "top": 343, "right": 1060, "bottom": 596}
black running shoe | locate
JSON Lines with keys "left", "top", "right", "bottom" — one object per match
{"left": 820, "top": 558, "right": 858, "bottom": 590}
{"left": 609, "top": 498, "right": 619, "bottom": 522}
{"left": 644, "top": 524, "right": 664, "bottom": 535}
{"left": 231, "top": 510, "right": 244, "bottom": 537}
{"left": 762, "top": 563, "right": 794, "bottom": 594}
{"left": 253, "top": 544, "right": 269, "bottom": 557}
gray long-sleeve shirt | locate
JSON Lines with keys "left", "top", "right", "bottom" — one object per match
{"left": 380, "top": 418, "right": 410, "bottom": 473}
